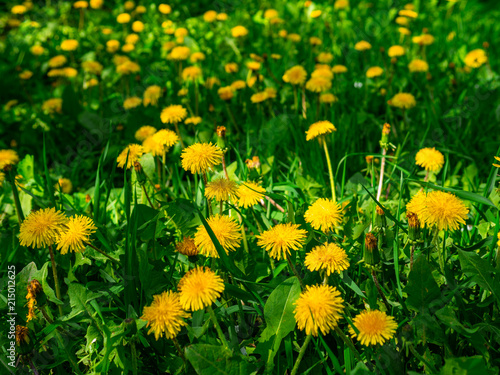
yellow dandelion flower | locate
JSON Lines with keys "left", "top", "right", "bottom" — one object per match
{"left": 181, "top": 142, "right": 223, "bottom": 174}
{"left": 406, "top": 191, "right": 427, "bottom": 227}
{"left": 203, "top": 10, "right": 218, "bottom": 22}
{"left": 117, "top": 144, "right": 144, "bottom": 169}
{"left": 236, "top": 181, "right": 266, "bottom": 208}
{"left": 176, "top": 237, "right": 199, "bottom": 256}
{"left": 305, "top": 243, "right": 350, "bottom": 275}
{"left": 0, "top": 149, "right": 19, "bottom": 169}
{"left": 81, "top": 61, "right": 103, "bottom": 75}
{"left": 312, "top": 66, "right": 333, "bottom": 80}
{"left": 48, "top": 55, "right": 67, "bottom": 68}
{"left": 61, "top": 39, "right": 78, "bottom": 51}
{"left": 19, "top": 208, "right": 68, "bottom": 249}
{"left": 123, "top": 97, "right": 142, "bottom": 110}
{"left": 408, "top": 59, "right": 429, "bottom": 73}
{"left": 216, "top": 13, "right": 228, "bottom": 21}
{"left": 464, "top": 49, "right": 488, "bottom": 68}
{"left": 42, "top": 98, "right": 63, "bottom": 114}
{"left": 125, "top": 34, "right": 140, "bottom": 45}
{"left": 294, "top": 284, "right": 344, "bottom": 336}
{"left": 218, "top": 86, "right": 234, "bottom": 100}
{"left": 55, "top": 178, "right": 72, "bottom": 194}
{"left": 106, "top": 40, "right": 120, "bottom": 53}
{"left": 135, "top": 126, "right": 157, "bottom": 142}
{"left": 230, "top": 80, "right": 246, "bottom": 91}
{"left": 194, "top": 215, "right": 242, "bottom": 258}
{"left": 264, "top": 9, "right": 279, "bottom": 19}
{"left": 305, "top": 121, "right": 336, "bottom": 141}
{"left": 355, "top": 41, "right": 372, "bottom": 51}
{"left": 415, "top": 147, "right": 444, "bottom": 172}
{"left": 178, "top": 267, "right": 225, "bottom": 311}
{"left": 251, "top": 91, "right": 268, "bottom": 103}
{"left": 117, "top": 13, "right": 131, "bottom": 23}
{"left": 388, "top": 45, "right": 405, "bottom": 57}
{"left": 190, "top": 52, "right": 206, "bottom": 63}
{"left": 366, "top": 66, "right": 384, "bottom": 78}
{"left": 334, "top": 0, "right": 349, "bottom": 9}
{"left": 412, "top": 34, "right": 435, "bottom": 45}
{"left": 231, "top": 25, "right": 248, "bottom": 38}
{"left": 316, "top": 52, "right": 333, "bottom": 64}
{"left": 141, "top": 291, "right": 190, "bottom": 340}
{"left": 185, "top": 116, "right": 202, "bottom": 125}
{"left": 282, "top": 65, "right": 307, "bottom": 85}
{"left": 56, "top": 215, "right": 96, "bottom": 255}
{"left": 420, "top": 191, "right": 469, "bottom": 231}
{"left": 161, "top": 105, "right": 187, "bottom": 124}
{"left": 182, "top": 66, "right": 202, "bottom": 81}
{"left": 205, "top": 178, "right": 238, "bottom": 202}
{"left": 143, "top": 129, "right": 179, "bottom": 156}
{"left": 388, "top": 93, "right": 416, "bottom": 109}
{"left": 320, "top": 93, "right": 338, "bottom": 104}
{"left": 310, "top": 36, "right": 322, "bottom": 45}
{"left": 246, "top": 61, "right": 261, "bottom": 71}
{"left": 305, "top": 77, "right": 331, "bottom": 93}
{"left": 30, "top": 45, "right": 45, "bottom": 56}
{"left": 493, "top": 156, "right": 500, "bottom": 168}
{"left": 304, "top": 198, "right": 343, "bottom": 232}
{"left": 331, "top": 65, "right": 347, "bottom": 74}
{"left": 74, "top": 1, "right": 89, "bottom": 9}
{"left": 143, "top": 85, "right": 162, "bottom": 107}
{"left": 11, "top": 5, "right": 27, "bottom": 14}
{"left": 257, "top": 223, "right": 307, "bottom": 260}
{"left": 132, "top": 21, "right": 144, "bottom": 33}
{"left": 349, "top": 310, "right": 398, "bottom": 346}
{"left": 399, "top": 27, "right": 411, "bottom": 36}
{"left": 225, "top": 63, "right": 239, "bottom": 73}
{"left": 168, "top": 46, "right": 191, "bottom": 61}
{"left": 158, "top": 4, "right": 171, "bottom": 14}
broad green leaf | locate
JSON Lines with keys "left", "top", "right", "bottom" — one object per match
{"left": 458, "top": 250, "right": 500, "bottom": 305}
{"left": 185, "top": 344, "right": 257, "bottom": 375}
{"left": 404, "top": 256, "right": 441, "bottom": 312}
{"left": 66, "top": 283, "right": 99, "bottom": 320}
{"left": 440, "top": 356, "right": 493, "bottom": 375}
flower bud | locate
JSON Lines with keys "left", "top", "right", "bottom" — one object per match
{"left": 364, "top": 232, "right": 380, "bottom": 265}
{"left": 407, "top": 212, "right": 420, "bottom": 242}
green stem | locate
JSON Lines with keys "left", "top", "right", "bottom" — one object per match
{"left": 290, "top": 334, "right": 312, "bottom": 375}
{"left": 8, "top": 168, "right": 25, "bottom": 222}
{"left": 48, "top": 245, "right": 63, "bottom": 317}
{"left": 286, "top": 253, "right": 305, "bottom": 289}
{"left": 334, "top": 326, "right": 363, "bottom": 363}
{"left": 322, "top": 138, "right": 336, "bottom": 202}
{"left": 131, "top": 340, "right": 138, "bottom": 375}
{"left": 208, "top": 305, "right": 229, "bottom": 349}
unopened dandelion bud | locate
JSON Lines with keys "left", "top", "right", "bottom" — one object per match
{"left": 483, "top": 41, "right": 489, "bottom": 49}
{"left": 216, "top": 126, "right": 226, "bottom": 150}
{"left": 376, "top": 205, "right": 387, "bottom": 228}
{"left": 380, "top": 123, "right": 391, "bottom": 146}
{"left": 407, "top": 212, "right": 420, "bottom": 241}
{"left": 16, "top": 326, "right": 33, "bottom": 355}
{"left": 364, "top": 232, "right": 380, "bottom": 265}
{"left": 122, "top": 318, "right": 138, "bottom": 336}
{"left": 134, "top": 161, "right": 147, "bottom": 184}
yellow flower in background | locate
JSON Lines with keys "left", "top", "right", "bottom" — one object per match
{"left": 203, "top": 10, "right": 217, "bottom": 22}
{"left": 251, "top": 91, "right": 268, "bottom": 103}
{"left": 355, "top": 40, "right": 372, "bottom": 51}
{"left": 246, "top": 61, "right": 261, "bottom": 71}
{"left": 395, "top": 16, "right": 409, "bottom": 26}
{"left": 420, "top": 191, "right": 469, "bottom": 231}
{"left": 19, "top": 208, "right": 68, "bottom": 249}
{"left": 117, "top": 13, "right": 131, "bottom": 23}
{"left": 16, "top": 325, "right": 30, "bottom": 344}
{"left": 90, "top": 0, "right": 103, "bottom": 9}
{"left": 312, "top": 66, "right": 333, "bottom": 80}
{"left": 141, "top": 291, "right": 190, "bottom": 340}
{"left": 178, "top": 267, "right": 225, "bottom": 311}
{"left": 304, "top": 198, "right": 343, "bottom": 232}
{"left": 388, "top": 93, "right": 416, "bottom": 109}
{"left": 305, "top": 77, "right": 331, "bottom": 93}
{"left": 399, "top": 9, "right": 417, "bottom": 18}
{"left": 398, "top": 27, "right": 411, "bottom": 36}
{"left": 316, "top": 52, "right": 333, "bottom": 63}
{"left": 310, "top": 10, "right": 322, "bottom": 18}
{"left": 161, "top": 105, "right": 187, "bottom": 124}
{"left": 194, "top": 215, "right": 241, "bottom": 257}
{"left": 74, "top": 1, "right": 89, "bottom": 9}
{"left": 61, "top": 39, "right": 79, "bottom": 51}
{"left": 117, "top": 144, "right": 144, "bottom": 169}
{"left": 257, "top": 223, "right": 307, "bottom": 260}
{"left": 305, "top": 243, "right": 350, "bottom": 275}
{"left": 182, "top": 66, "right": 202, "bottom": 81}
{"left": 106, "top": 40, "right": 120, "bottom": 53}
{"left": 56, "top": 215, "right": 97, "bottom": 254}
{"left": 49, "top": 55, "right": 67, "bottom": 67}
{"left": 11, "top": 5, "right": 27, "bottom": 14}
{"left": 412, "top": 34, "right": 435, "bottom": 45}
{"left": 294, "top": 284, "right": 344, "bottom": 336}
{"left": 218, "top": 86, "right": 234, "bottom": 100}
{"left": 287, "top": 33, "right": 301, "bottom": 42}
{"left": 132, "top": 21, "right": 144, "bottom": 32}
{"left": 320, "top": 93, "right": 338, "bottom": 104}
{"left": 82, "top": 61, "right": 103, "bottom": 75}
{"left": 309, "top": 36, "right": 322, "bottom": 46}
{"left": 388, "top": 45, "right": 405, "bottom": 57}
{"left": 176, "top": 237, "right": 199, "bottom": 256}
{"left": 125, "top": 33, "right": 140, "bottom": 44}
{"left": 216, "top": 13, "right": 228, "bottom": 21}
{"left": 55, "top": 178, "right": 73, "bottom": 194}
{"left": 225, "top": 63, "right": 238, "bottom": 73}
{"left": 264, "top": 9, "right": 279, "bottom": 19}
{"left": 116, "top": 61, "right": 140, "bottom": 74}
{"left": 135, "top": 126, "right": 157, "bottom": 142}
{"left": 366, "top": 66, "right": 383, "bottom": 78}
{"left": 236, "top": 181, "right": 266, "bottom": 208}
{"left": 158, "top": 4, "right": 172, "bottom": 14}
{"left": 123, "top": 97, "right": 142, "bottom": 110}
{"left": 231, "top": 25, "right": 248, "bottom": 38}
{"left": 464, "top": 49, "right": 488, "bottom": 68}
{"left": 415, "top": 147, "right": 444, "bottom": 172}
{"left": 168, "top": 46, "right": 191, "bottom": 60}
{"left": 122, "top": 43, "right": 135, "bottom": 53}
{"left": 283, "top": 65, "right": 307, "bottom": 85}
{"left": 185, "top": 116, "right": 202, "bottom": 125}
{"left": 144, "top": 129, "right": 179, "bottom": 156}
{"left": 190, "top": 52, "right": 205, "bottom": 63}
{"left": 331, "top": 65, "right": 347, "bottom": 74}
{"left": 0, "top": 149, "right": 19, "bottom": 169}
{"left": 205, "top": 178, "right": 238, "bottom": 202}
{"left": 205, "top": 77, "right": 220, "bottom": 89}
{"left": 305, "top": 121, "right": 336, "bottom": 141}
{"left": 143, "top": 85, "right": 162, "bottom": 107}
{"left": 42, "top": 98, "right": 63, "bottom": 114}
{"left": 181, "top": 142, "right": 223, "bottom": 174}
{"left": 124, "top": 1, "right": 135, "bottom": 11}
{"left": 334, "top": 0, "right": 349, "bottom": 9}
{"left": 30, "top": 45, "right": 45, "bottom": 55}
{"left": 349, "top": 310, "right": 398, "bottom": 346}
{"left": 19, "top": 70, "right": 33, "bottom": 80}
{"left": 408, "top": 59, "right": 429, "bottom": 72}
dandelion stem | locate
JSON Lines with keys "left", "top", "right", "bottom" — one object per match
{"left": 172, "top": 337, "right": 187, "bottom": 367}
{"left": 371, "top": 268, "right": 391, "bottom": 312}
{"left": 142, "top": 184, "right": 155, "bottom": 208}
{"left": 410, "top": 243, "right": 416, "bottom": 270}
{"left": 334, "top": 326, "right": 364, "bottom": 363}
{"left": 130, "top": 340, "right": 138, "bottom": 375}
{"left": 290, "top": 334, "right": 312, "bottom": 375}
{"left": 48, "top": 245, "right": 63, "bottom": 317}
{"left": 208, "top": 305, "right": 229, "bottom": 349}
{"left": 286, "top": 253, "right": 305, "bottom": 289}
{"left": 322, "top": 138, "right": 337, "bottom": 202}
{"left": 87, "top": 243, "right": 121, "bottom": 265}
{"left": 376, "top": 148, "right": 387, "bottom": 202}
{"left": 7, "top": 167, "right": 25, "bottom": 222}
{"left": 174, "top": 123, "right": 185, "bottom": 148}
